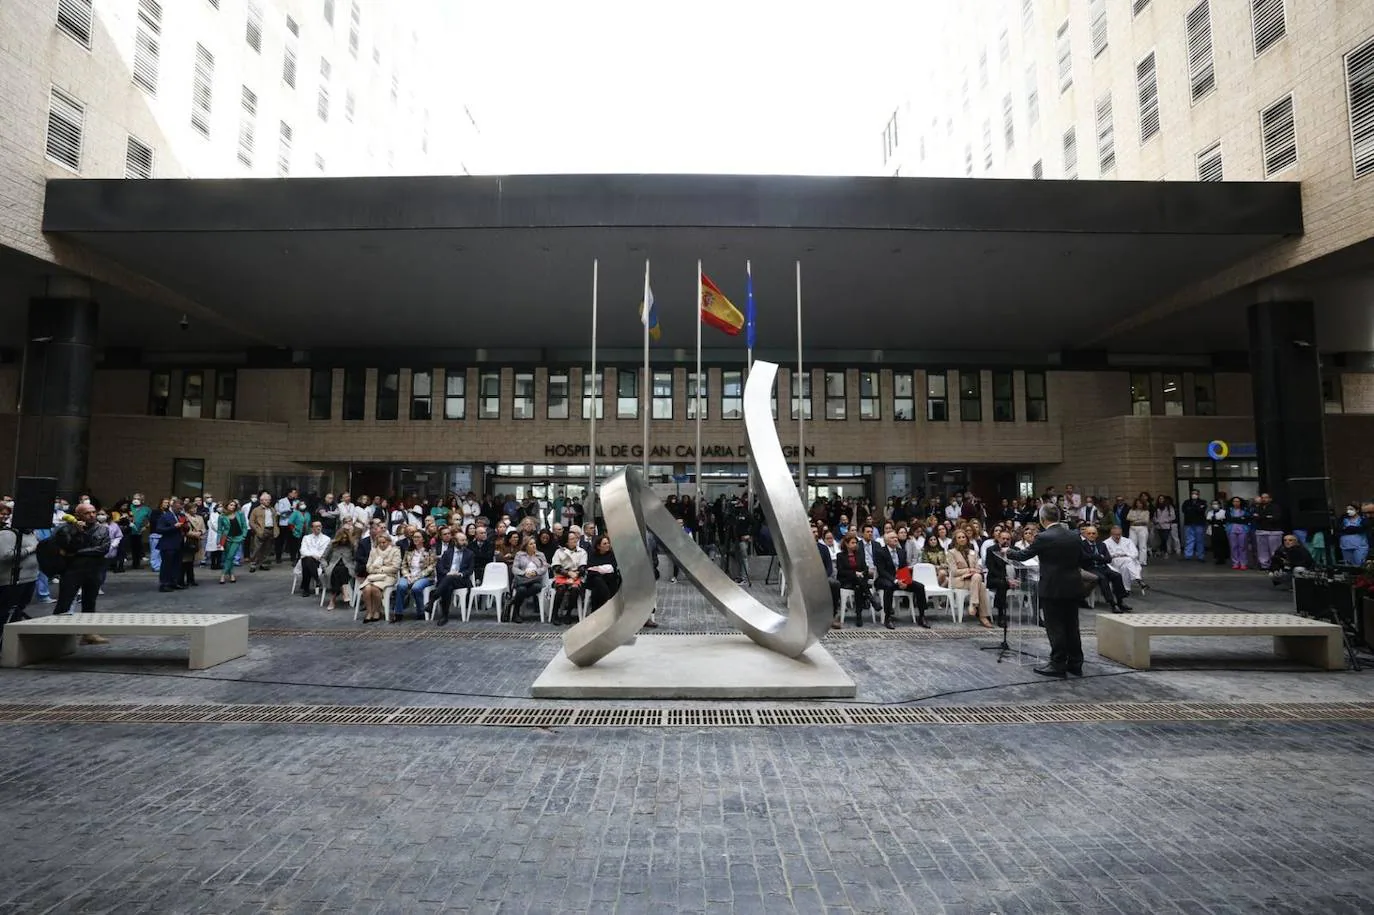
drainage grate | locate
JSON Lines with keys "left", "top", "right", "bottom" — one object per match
{"left": 246, "top": 627, "right": 1020, "bottom": 642}
{"left": 3, "top": 701, "right": 1372, "bottom": 728}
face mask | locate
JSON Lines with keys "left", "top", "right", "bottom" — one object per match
{"left": 1212, "top": 504, "right": 1220, "bottom": 510}
{"left": 1348, "top": 509, "right": 1358, "bottom": 517}
{"left": 132, "top": 500, "right": 142, "bottom": 507}
{"left": 97, "top": 516, "right": 108, "bottom": 524}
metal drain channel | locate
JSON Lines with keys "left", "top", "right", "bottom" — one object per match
{"left": 2, "top": 701, "right": 1371, "bottom": 728}
{"left": 248, "top": 627, "right": 1022, "bottom": 641}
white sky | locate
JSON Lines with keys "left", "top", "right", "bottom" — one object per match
{"left": 438, "top": 0, "right": 919, "bottom": 176}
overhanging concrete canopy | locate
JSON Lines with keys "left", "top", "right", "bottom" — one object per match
{"left": 34, "top": 173, "right": 1303, "bottom": 357}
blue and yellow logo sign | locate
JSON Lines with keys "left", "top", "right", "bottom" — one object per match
{"left": 1206, "top": 440, "right": 1229, "bottom": 461}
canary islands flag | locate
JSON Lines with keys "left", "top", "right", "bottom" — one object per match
{"left": 639, "top": 286, "right": 661, "bottom": 341}
{"left": 700, "top": 273, "right": 744, "bottom": 336}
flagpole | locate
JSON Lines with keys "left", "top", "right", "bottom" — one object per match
{"left": 745, "top": 259, "right": 754, "bottom": 513}
{"left": 695, "top": 259, "right": 703, "bottom": 506}
{"left": 589, "top": 259, "right": 598, "bottom": 518}
{"left": 641, "top": 258, "right": 650, "bottom": 478}
{"left": 796, "top": 259, "right": 805, "bottom": 501}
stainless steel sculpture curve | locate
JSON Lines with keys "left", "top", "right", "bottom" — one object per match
{"left": 563, "top": 360, "right": 834, "bottom": 667}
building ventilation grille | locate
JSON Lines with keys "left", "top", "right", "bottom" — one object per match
{"left": 1346, "top": 37, "right": 1374, "bottom": 179}
{"left": 1096, "top": 93, "right": 1115, "bottom": 174}
{"left": 1251, "top": 0, "right": 1286, "bottom": 57}
{"left": 3, "top": 701, "right": 1373, "bottom": 729}
{"left": 1031, "top": 159, "right": 1043, "bottom": 179}
{"left": 1002, "top": 93, "right": 1015, "bottom": 150}
{"left": 125, "top": 136, "right": 153, "bottom": 179}
{"left": 1261, "top": 93, "right": 1297, "bottom": 176}
{"left": 277, "top": 121, "right": 292, "bottom": 176}
{"left": 45, "top": 87, "right": 84, "bottom": 171}
{"left": 283, "top": 46, "right": 298, "bottom": 89}
{"left": 192, "top": 44, "right": 214, "bottom": 138}
{"left": 237, "top": 86, "right": 257, "bottom": 168}
{"left": 1187, "top": 0, "right": 1216, "bottom": 102}
{"left": 56, "top": 0, "right": 92, "bottom": 46}
{"left": 1055, "top": 20, "right": 1072, "bottom": 93}
{"left": 1026, "top": 65, "right": 1039, "bottom": 126}
{"left": 286, "top": 15, "right": 299, "bottom": 37}
{"left": 982, "top": 120, "right": 993, "bottom": 170}
{"left": 1137, "top": 52, "right": 1160, "bottom": 143}
{"left": 1089, "top": 0, "right": 1108, "bottom": 58}
{"left": 1196, "top": 141, "right": 1223, "bottom": 181}
{"left": 1062, "top": 126, "right": 1077, "bottom": 178}
{"left": 246, "top": 1, "right": 263, "bottom": 53}
{"left": 1132, "top": 0, "right": 1151, "bottom": 15}
{"left": 133, "top": 0, "right": 161, "bottom": 94}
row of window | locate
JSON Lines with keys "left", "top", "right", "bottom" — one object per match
{"left": 302, "top": 368, "right": 1052, "bottom": 424}
{"left": 148, "top": 369, "right": 237, "bottom": 419}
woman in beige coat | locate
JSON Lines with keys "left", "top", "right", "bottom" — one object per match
{"left": 947, "top": 528, "right": 993, "bottom": 628}
{"left": 360, "top": 530, "right": 401, "bottom": 623}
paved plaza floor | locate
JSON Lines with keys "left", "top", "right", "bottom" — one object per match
{"left": 1, "top": 559, "right": 1373, "bottom": 913}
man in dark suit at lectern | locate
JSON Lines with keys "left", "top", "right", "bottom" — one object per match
{"left": 1008, "top": 504, "right": 1085, "bottom": 679}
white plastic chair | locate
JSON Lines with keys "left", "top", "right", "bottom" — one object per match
{"left": 352, "top": 582, "right": 395, "bottom": 622}
{"left": 289, "top": 560, "right": 302, "bottom": 595}
{"left": 837, "top": 588, "right": 856, "bottom": 627}
{"left": 913, "top": 563, "right": 960, "bottom": 623}
{"left": 467, "top": 562, "right": 510, "bottom": 622}
{"left": 889, "top": 589, "right": 919, "bottom": 624}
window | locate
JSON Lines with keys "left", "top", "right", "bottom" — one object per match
{"left": 513, "top": 371, "right": 535, "bottom": 419}
{"left": 317, "top": 58, "right": 331, "bottom": 122}
{"left": 1025, "top": 371, "right": 1048, "bottom": 421}
{"left": 286, "top": 15, "right": 298, "bottom": 36}
{"left": 283, "top": 46, "right": 297, "bottom": 89}
{"left": 277, "top": 121, "right": 292, "bottom": 177}
{"left": 237, "top": 86, "right": 257, "bottom": 167}
{"left": 964, "top": 144, "right": 973, "bottom": 177}
{"left": 582, "top": 370, "right": 604, "bottom": 420}
{"left": 309, "top": 368, "right": 332, "bottom": 419}
{"left": 1183, "top": 5, "right": 1217, "bottom": 105}
{"left": 892, "top": 373, "right": 914, "bottom": 420}
{"left": 859, "top": 372, "right": 879, "bottom": 420}
{"left": 687, "top": 372, "right": 707, "bottom": 419}
{"left": 133, "top": 0, "right": 161, "bottom": 94}
{"left": 342, "top": 368, "right": 366, "bottom": 420}
{"left": 314, "top": 153, "right": 325, "bottom": 172}
{"left": 1056, "top": 20, "right": 1072, "bottom": 93}
{"left": 172, "top": 459, "right": 205, "bottom": 499}
{"left": 1323, "top": 374, "right": 1344, "bottom": 413}
{"left": 192, "top": 44, "right": 214, "bottom": 138}
{"left": 982, "top": 120, "right": 993, "bottom": 171}
{"left": 246, "top": 1, "right": 263, "bottom": 52}
{"left": 410, "top": 370, "right": 432, "bottom": 420}
{"left": 1251, "top": 0, "right": 1286, "bottom": 57}
{"left": 926, "top": 371, "right": 948, "bottom": 421}
{"left": 214, "top": 369, "right": 236, "bottom": 419}
{"left": 1193, "top": 372, "right": 1216, "bottom": 416}
{"left": 1196, "top": 140, "right": 1223, "bottom": 181}
{"left": 1133, "top": 0, "right": 1151, "bottom": 13}
{"left": 959, "top": 372, "right": 982, "bottom": 421}
{"left": 1089, "top": 0, "right": 1108, "bottom": 58}
{"left": 478, "top": 371, "right": 500, "bottom": 419}
{"left": 1137, "top": 52, "right": 1160, "bottom": 144}
{"left": 1096, "top": 94, "right": 1115, "bottom": 173}
{"left": 824, "top": 372, "right": 846, "bottom": 420}
{"left": 1162, "top": 373, "right": 1184, "bottom": 415}
{"left": 722, "top": 371, "right": 743, "bottom": 419}
{"left": 993, "top": 371, "right": 1014, "bottom": 421}
{"left": 616, "top": 369, "right": 638, "bottom": 420}
{"left": 652, "top": 371, "right": 673, "bottom": 420}
{"left": 46, "top": 88, "right": 84, "bottom": 171}
{"left": 444, "top": 370, "right": 466, "bottom": 420}
{"left": 1347, "top": 36, "right": 1374, "bottom": 179}
{"left": 790, "top": 372, "right": 812, "bottom": 420}
{"left": 125, "top": 136, "right": 153, "bottom": 179}
{"left": 1002, "top": 93, "right": 1015, "bottom": 150}
{"left": 149, "top": 371, "right": 171, "bottom": 416}
{"left": 1130, "top": 372, "right": 1152, "bottom": 416}
{"left": 348, "top": 1, "right": 361, "bottom": 58}
{"left": 1261, "top": 94, "right": 1297, "bottom": 176}
{"left": 56, "top": 0, "right": 92, "bottom": 46}
{"left": 770, "top": 375, "right": 779, "bottom": 419}
{"left": 182, "top": 371, "right": 204, "bottom": 418}
{"left": 1032, "top": 159, "right": 1044, "bottom": 179}
{"left": 1026, "top": 65, "right": 1040, "bottom": 126}
{"left": 548, "top": 370, "right": 570, "bottom": 419}
{"left": 1063, "top": 126, "right": 1078, "bottom": 178}
{"left": 323, "top": 0, "right": 335, "bottom": 27}
{"left": 374, "top": 370, "right": 398, "bottom": 420}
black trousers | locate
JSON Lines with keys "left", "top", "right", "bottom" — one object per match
{"left": 1088, "top": 567, "right": 1126, "bottom": 605}
{"left": 299, "top": 556, "right": 321, "bottom": 594}
{"left": 431, "top": 574, "right": 472, "bottom": 613}
{"left": 179, "top": 557, "right": 197, "bottom": 586}
{"left": 275, "top": 529, "right": 299, "bottom": 564}
{"left": 0, "top": 582, "right": 36, "bottom": 622}
{"left": 826, "top": 579, "right": 840, "bottom": 613}
{"left": 56, "top": 558, "right": 103, "bottom": 614}
{"left": 327, "top": 562, "right": 352, "bottom": 596}
{"left": 879, "top": 581, "right": 928, "bottom": 618}
{"left": 512, "top": 580, "right": 541, "bottom": 616}
{"left": 1042, "top": 596, "right": 1084, "bottom": 670}
{"left": 128, "top": 532, "right": 144, "bottom": 569}
{"left": 586, "top": 573, "right": 619, "bottom": 613}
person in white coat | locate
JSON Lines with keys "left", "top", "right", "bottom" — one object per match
{"left": 1104, "top": 525, "right": 1146, "bottom": 593}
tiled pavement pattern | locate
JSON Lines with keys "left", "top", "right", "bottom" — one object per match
{"left": 2, "top": 562, "right": 1373, "bottom": 913}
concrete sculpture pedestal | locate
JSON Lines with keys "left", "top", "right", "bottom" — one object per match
{"left": 532, "top": 634, "right": 857, "bottom": 699}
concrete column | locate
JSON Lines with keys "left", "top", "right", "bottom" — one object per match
{"left": 16, "top": 290, "right": 98, "bottom": 498}
{"left": 1247, "top": 300, "right": 1328, "bottom": 530}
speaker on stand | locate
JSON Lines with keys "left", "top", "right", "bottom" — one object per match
{"left": 12, "top": 476, "right": 58, "bottom": 532}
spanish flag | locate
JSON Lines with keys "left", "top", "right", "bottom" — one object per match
{"left": 700, "top": 273, "right": 744, "bottom": 336}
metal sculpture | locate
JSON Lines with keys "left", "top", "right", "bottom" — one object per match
{"left": 562, "top": 360, "right": 834, "bottom": 667}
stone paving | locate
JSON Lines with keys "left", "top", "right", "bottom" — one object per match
{"left": 1, "top": 560, "right": 1372, "bottom": 912}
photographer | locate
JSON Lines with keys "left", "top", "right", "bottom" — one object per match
{"left": 724, "top": 496, "right": 752, "bottom": 583}
{"left": 1270, "top": 534, "right": 1314, "bottom": 589}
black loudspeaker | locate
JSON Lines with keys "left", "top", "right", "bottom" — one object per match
{"left": 13, "top": 476, "right": 58, "bottom": 530}
{"left": 1287, "top": 476, "right": 1334, "bottom": 533}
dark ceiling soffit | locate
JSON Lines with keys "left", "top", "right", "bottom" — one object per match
{"left": 42, "top": 174, "right": 1304, "bottom": 237}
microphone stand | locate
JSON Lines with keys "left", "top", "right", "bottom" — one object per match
{"left": 980, "top": 548, "right": 1038, "bottom": 663}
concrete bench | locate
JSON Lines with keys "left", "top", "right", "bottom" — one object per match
{"left": 1, "top": 613, "right": 249, "bottom": 670}
{"left": 1095, "top": 612, "right": 1344, "bottom": 671}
